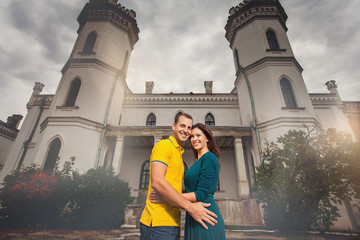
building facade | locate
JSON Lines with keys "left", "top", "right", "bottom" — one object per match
{"left": 1, "top": 0, "right": 359, "bottom": 230}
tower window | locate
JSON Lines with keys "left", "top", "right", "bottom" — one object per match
{"left": 64, "top": 78, "right": 81, "bottom": 107}
{"left": 205, "top": 113, "right": 215, "bottom": 126}
{"left": 139, "top": 160, "right": 150, "bottom": 189}
{"left": 280, "top": 77, "right": 297, "bottom": 108}
{"left": 83, "top": 31, "right": 97, "bottom": 54}
{"left": 266, "top": 30, "right": 279, "bottom": 50}
{"left": 146, "top": 113, "right": 156, "bottom": 126}
{"left": 234, "top": 49, "right": 240, "bottom": 69}
{"left": 43, "top": 138, "right": 61, "bottom": 174}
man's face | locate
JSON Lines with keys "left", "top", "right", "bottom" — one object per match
{"left": 172, "top": 116, "right": 193, "bottom": 145}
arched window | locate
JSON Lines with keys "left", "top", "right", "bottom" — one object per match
{"left": 205, "top": 113, "right": 215, "bottom": 126}
{"left": 64, "top": 78, "right": 81, "bottom": 107}
{"left": 139, "top": 160, "right": 150, "bottom": 189}
{"left": 280, "top": 77, "right": 297, "bottom": 108}
{"left": 43, "top": 138, "right": 61, "bottom": 173}
{"left": 234, "top": 49, "right": 240, "bottom": 69}
{"left": 83, "top": 31, "right": 97, "bottom": 54}
{"left": 266, "top": 30, "right": 279, "bottom": 50}
{"left": 146, "top": 113, "right": 156, "bottom": 126}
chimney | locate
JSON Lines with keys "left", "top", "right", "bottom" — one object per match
{"left": 27, "top": 82, "right": 45, "bottom": 109}
{"left": 6, "top": 114, "right": 23, "bottom": 129}
{"left": 204, "top": 81, "right": 213, "bottom": 94}
{"left": 325, "top": 80, "right": 342, "bottom": 104}
{"left": 146, "top": 81, "right": 154, "bottom": 94}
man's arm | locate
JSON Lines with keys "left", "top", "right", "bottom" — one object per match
{"left": 151, "top": 162, "right": 217, "bottom": 229}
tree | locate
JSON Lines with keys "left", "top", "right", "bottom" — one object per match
{"left": 253, "top": 128, "right": 359, "bottom": 231}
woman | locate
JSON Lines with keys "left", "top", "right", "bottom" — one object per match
{"left": 182, "top": 123, "right": 226, "bottom": 240}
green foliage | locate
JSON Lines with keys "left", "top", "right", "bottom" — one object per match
{"left": 65, "top": 168, "right": 132, "bottom": 229}
{"left": 0, "top": 158, "right": 132, "bottom": 230}
{"left": 253, "top": 128, "right": 359, "bottom": 231}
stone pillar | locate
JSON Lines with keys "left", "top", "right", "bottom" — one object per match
{"left": 325, "top": 80, "right": 342, "bottom": 104}
{"left": 113, "top": 136, "right": 124, "bottom": 175}
{"left": 204, "top": 81, "right": 213, "bottom": 94}
{"left": 145, "top": 81, "right": 154, "bottom": 94}
{"left": 154, "top": 136, "right": 162, "bottom": 145}
{"left": 234, "top": 138, "right": 250, "bottom": 198}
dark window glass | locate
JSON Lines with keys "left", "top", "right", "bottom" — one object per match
{"left": 280, "top": 77, "right": 297, "bottom": 108}
{"left": 146, "top": 113, "right": 156, "bottom": 126}
{"left": 205, "top": 113, "right": 215, "bottom": 126}
{"left": 83, "top": 31, "right": 97, "bottom": 54}
{"left": 234, "top": 49, "right": 240, "bottom": 68}
{"left": 43, "top": 138, "right": 61, "bottom": 174}
{"left": 64, "top": 78, "right": 81, "bottom": 106}
{"left": 139, "top": 160, "right": 150, "bottom": 189}
{"left": 266, "top": 30, "right": 279, "bottom": 50}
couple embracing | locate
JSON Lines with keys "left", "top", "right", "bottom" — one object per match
{"left": 139, "top": 113, "right": 226, "bottom": 240}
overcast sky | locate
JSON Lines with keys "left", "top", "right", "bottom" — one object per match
{"left": 0, "top": 0, "right": 359, "bottom": 123}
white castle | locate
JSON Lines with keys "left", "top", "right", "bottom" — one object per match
{"left": 0, "top": 0, "right": 359, "bottom": 230}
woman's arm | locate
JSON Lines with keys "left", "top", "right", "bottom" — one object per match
{"left": 182, "top": 192, "right": 197, "bottom": 202}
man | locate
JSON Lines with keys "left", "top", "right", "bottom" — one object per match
{"left": 139, "top": 113, "right": 217, "bottom": 240}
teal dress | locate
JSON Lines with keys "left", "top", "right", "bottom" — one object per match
{"left": 184, "top": 151, "right": 226, "bottom": 240}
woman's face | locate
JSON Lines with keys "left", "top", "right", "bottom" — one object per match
{"left": 190, "top": 128, "right": 208, "bottom": 151}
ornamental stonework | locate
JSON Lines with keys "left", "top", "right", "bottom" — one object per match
{"left": 343, "top": 102, "right": 360, "bottom": 114}
{"left": 310, "top": 96, "right": 337, "bottom": 105}
{"left": 124, "top": 94, "right": 239, "bottom": 105}
{"left": 225, "top": 0, "right": 287, "bottom": 43}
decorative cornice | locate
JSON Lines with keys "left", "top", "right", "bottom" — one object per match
{"left": 27, "top": 94, "right": 53, "bottom": 110}
{"left": 77, "top": 2, "right": 139, "bottom": 46}
{"left": 309, "top": 94, "right": 338, "bottom": 106}
{"left": 106, "top": 126, "right": 251, "bottom": 138}
{"left": 61, "top": 58, "right": 122, "bottom": 75}
{"left": 343, "top": 101, "right": 360, "bottom": 114}
{"left": 0, "top": 122, "right": 19, "bottom": 140}
{"left": 40, "top": 116, "right": 103, "bottom": 132}
{"left": 225, "top": 0, "right": 287, "bottom": 44}
{"left": 123, "top": 94, "right": 239, "bottom": 106}
{"left": 244, "top": 56, "right": 303, "bottom": 74}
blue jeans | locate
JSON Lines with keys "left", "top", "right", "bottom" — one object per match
{"left": 140, "top": 222, "right": 180, "bottom": 240}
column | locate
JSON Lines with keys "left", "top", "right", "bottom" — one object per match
{"left": 112, "top": 136, "right": 124, "bottom": 175}
{"left": 154, "top": 136, "right": 162, "bottom": 145}
{"left": 234, "top": 138, "right": 250, "bottom": 198}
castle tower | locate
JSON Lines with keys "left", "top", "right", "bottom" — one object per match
{"left": 225, "top": 0, "right": 319, "bottom": 163}
{"left": 4, "top": 0, "right": 139, "bottom": 174}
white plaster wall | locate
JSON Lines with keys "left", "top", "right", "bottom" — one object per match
{"left": 33, "top": 124, "right": 102, "bottom": 174}
{"left": 0, "top": 106, "right": 50, "bottom": 181}
{"left": 50, "top": 68, "right": 120, "bottom": 123}
{"left": 315, "top": 106, "right": 355, "bottom": 134}
{"left": 215, "top": 149, "right": 238, "bottom": 199}
{"left": 233, "top": 19, "right": 294, "bottom": 67}
{"left": 70, "top": 22, "right": 132, "bottom": 70}
{"left": 246, "top": 66, "right": 315, "bottom": 124}
{"left": 121, "top": 104, "right": 241, "bottom": 127}
{"left": 120, "top": 148, "right": 153, "bottom": 197}
{"left": 0, "top": 135, "right": 13, "bottom": 170}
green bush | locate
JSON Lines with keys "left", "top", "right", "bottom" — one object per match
{"left": 253, "top": 129, "right": 359, "bottom": 231}
{"left": 0, "top": 159, "right": 132, "bottom": 230}
{"left": 65, "top": 168, "right": 132, "bottom": 229}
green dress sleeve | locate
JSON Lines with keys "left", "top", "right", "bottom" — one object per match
{"left": 194, "top": 152, "right": 219, "bottom": 202}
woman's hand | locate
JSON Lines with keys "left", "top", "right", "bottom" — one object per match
{"left": 149, "top": 190, "right": 164, "bottom": 203}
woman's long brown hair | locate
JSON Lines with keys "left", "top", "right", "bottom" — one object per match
{"left": 191, "top": 123, "right": 220, "bottom": 161}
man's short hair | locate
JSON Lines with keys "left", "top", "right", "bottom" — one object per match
{"left": 174, "top": 112, "right": 193, "bottom": 124}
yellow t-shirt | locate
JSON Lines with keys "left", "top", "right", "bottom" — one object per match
{"left": 140, "top": 136, "right": 184, "bottom": 227}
